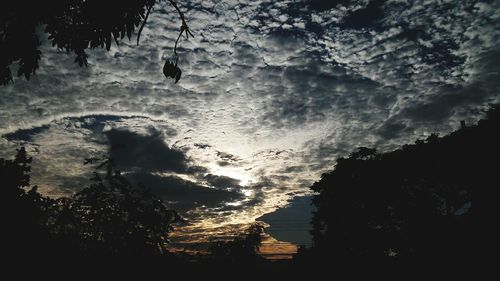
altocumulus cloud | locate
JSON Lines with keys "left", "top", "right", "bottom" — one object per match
{"left": 1, "top": 0, "right": 500, "bottom": 234}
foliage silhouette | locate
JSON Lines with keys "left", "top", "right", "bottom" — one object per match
{"left": 0, "top": 0, "right": 193, "bottom": 85}
{"left": 208, "top": 223, "right": 265, "bottom": 263}
{"left": 53, "top": 160, "right": 182, "bottom": 256}
{"left": 1, "top": 147, "right": 54, "bottom": 260}
{"left": 1, "top": 150, "right": 180, "bottom": 260}
{"left": 307, "top": 104, "right": 500, "bottom": 263}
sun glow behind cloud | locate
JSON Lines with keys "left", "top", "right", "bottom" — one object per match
{"left": 209, "top": 165, "right": 254, "bottom": 186}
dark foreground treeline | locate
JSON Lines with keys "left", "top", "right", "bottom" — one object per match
{"left": 0, "top": 147, "right": 272, "bottom": 273}
{"left": 0, "top": 152, "right": 181, "bottom": 259}
{"left": 303, "top": 104, "right": 499, "bottom": 267}
{"left": 1, "top": 104, "right": 499, "bottom": 274}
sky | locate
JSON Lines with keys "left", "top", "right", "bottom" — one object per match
{"left": 1, "top": 0, "right": 500, "bottom": 252}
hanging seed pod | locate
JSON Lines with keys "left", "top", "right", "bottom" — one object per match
{"left": 163, "top": 56, "right": 182, "bottom": 83}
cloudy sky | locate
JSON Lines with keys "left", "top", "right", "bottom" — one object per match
{"left": 1, "top": 0, "right": 500, "bottom": 249}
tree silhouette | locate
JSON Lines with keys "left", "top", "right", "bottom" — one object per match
{"left": 48, "top": 159, "right": 182, "bottom": 256}
{"left": 1, "top": 147, "right": 54, "bottom": 260}
{"left": 208, "top": 223, "right": 265, "bottom": 263}
{"left": 308, "top": 104, "right": 499, "bottom": 263}
{"left": 0, "top": 0, "right": 193, "bottom": 85}
{"left": 1, "top": 149, "right": 181, "bottom": 260}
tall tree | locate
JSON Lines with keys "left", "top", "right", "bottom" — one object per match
{"left": 0, "top": 147, "right": 53, "bottom": 260}
{"left": 51, "top": 159, "right": 182, "bottom": 256}
{"left": 309, "top": 105, "right": 499, "bottom": 262}
{"left": 1, "top": 149, "right": 182, "bottom": 259}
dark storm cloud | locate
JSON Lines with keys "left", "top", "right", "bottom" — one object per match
{"left": 3, "top": 124, "right": 50, "bottom": 142}
{"left": 186, "top": 165, "right": 209, "bottom": 174}
{"left": 128, "top": 172, "right": 243, "bottom": 213}
{"left": 105, "top": 127, "right": 188, "bottom": 173}
{"left": 204, "top": 173, "right": 242, "bottom": 189}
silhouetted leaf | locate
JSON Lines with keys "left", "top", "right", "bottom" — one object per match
{"left": 163, "top": 60, "right": 182, "bottom": 83}
{"left": 105, "top": 33, "right": 112, "bottom": 51}
{"left": 175, "top": 68, "right": 182, "bottom": 83}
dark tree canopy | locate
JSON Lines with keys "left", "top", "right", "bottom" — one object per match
{"left": 50, "top": 162, "right": 181, "bottom": 256}
{"left": 308, "top": 105, "right": 499, "bottom": 263}
{"left": 0, "top": 0, "right": 192, "bottom": 85}
{"left": 1, "top": 149, "right": 180, "bottom": 260}
{"left": 208, "top": 223, "right": 265, "bottom": 263}
{"left": 1, "top": 148, "right": 56, "bottom": 261}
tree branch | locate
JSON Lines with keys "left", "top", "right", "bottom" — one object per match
{"left": 136, "top": 0, "right": 193, "bottom": 55}
{"left": 136, "top": 5, "right": 153, "bottom": 46}
{"left": 168, "top": 0, "right": 194, "bottom": 55}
